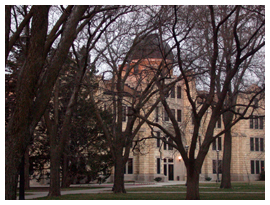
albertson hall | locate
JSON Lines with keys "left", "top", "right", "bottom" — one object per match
{"left": 32, "top": 34, "right": 265, "bottom": 185}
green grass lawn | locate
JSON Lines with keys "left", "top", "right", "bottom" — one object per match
{"left": 35, "top": 193, "right": 265, "bottom": 200}
{"left": 128, "top": 181, "right": 265, "bottom": 192}
{"left": 32, "top": 181, "right": 265, "bottom": 200}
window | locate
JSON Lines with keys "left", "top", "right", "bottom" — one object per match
{"left": 255, "top": 117, "right": 258, "bottom": 129}
{"left": 250, "top": 115, "right": 253, "bottom": 129}
{"left": 256, "top": 160, "right": 260, "bottom": 174}
{"left": 157, "top": 158, "right": 161, "bottom": 174}
{"left": 212, "top": 160, "right": 222, "bottom": 174}
{"left": 171, "top": 86, "right": 175, "bottom": 98}
{"left": 177, "top": 109, "right": 182, "bottom": 122}
{"left": 259, "top": 117, "right": 264, "bottom": 129}
{"left": 122, "top": 106, "right": 126, "bottom": 122}
{"left": 261, "top": 161, "right": 265, "bottom": 172}
{"left": 163, "top": 137, "right": 167, "bottom": 150}
{"left": 255, "top": 138, "right": 259, "bottom": 151}
{"left": 155, "top": 107, "right": 159, "bottom": 122}
{"left": 171, "top": 109, "right": 175, "bottom": 119}
{"left": 250, "top": 138, "right": 254, "bottom": 151}
{"left": 164, "top": 110, "right": 169, "bottom": 121}
{"left": 250, "top": 137, "right": 264, "bottom": 152}
{"left": 250, "top": 115, "right": 264, "bottom": 129}
{"left": 156, "top": 132, "right": 160, "bottom": 147}
{"left": 191, "top": 113, "right": 195, "bottom": 125}
{"left": 251, "top": 160, "right": 255, "bottom": 174}
{"left": 177, "top": 86, "right": 181, "bottom": 99}
{"left": 212, "top": 137, "right": 222, "bottom": 151}
{"left": 260, "top": 138, "right": 264, "bottom": 152}
{"left": 251, "top": 160, "right": 265, "bottom": 174}
{"left": 124, "top": 158, "right": 133, "bottom": 174}
{"left": 218, "top": 137, "right": 222, "bottom": 150}
{"left": 164, "top": 163, "right": 167, "bottom": 176}
{"left": 217, "top": 116, "right": 221, "bottom": 128}
{"left": 134, "top": 64, "right": 139, "bottom": 74}
{"left": 127, "top": 107, "right": 132, "bottom": 121}
{"left": 168, "top": 138, "right": 173, "bottom": 150}
{"left": 254, "top": 98, "right": 259, "bottom": 108}
{"left": 128, "top": 158, "right": 133, "bottom": 174}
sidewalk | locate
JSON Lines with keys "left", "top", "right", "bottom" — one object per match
{"left": 20, "top": 181, "right": 212, "bottom": 200}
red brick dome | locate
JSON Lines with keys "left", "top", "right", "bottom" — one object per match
{"left": 130, "top": 34, "right": 174, "bottom": 61}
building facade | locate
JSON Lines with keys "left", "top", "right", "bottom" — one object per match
{"left": 103, "top": 35, "right": 265, "bottom": 183}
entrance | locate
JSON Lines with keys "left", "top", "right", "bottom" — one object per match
{"left": 164, "top": 158, "right": 174, "bottom": 181}
{"left": 168, "top": 164, "right": 174, "bottom": 180}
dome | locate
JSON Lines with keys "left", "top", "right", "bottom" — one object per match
{"left": 130, "top": 34, "right": 174, "bottom": 61}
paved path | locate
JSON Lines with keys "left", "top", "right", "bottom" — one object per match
{"left": 19, "top": 181, "right": 264, "bottom": 200}
{"left": 19, "top": 181, "right": 184, "bottom": 199}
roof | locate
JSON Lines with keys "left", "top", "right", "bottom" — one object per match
{"left": 130, "top": 34, "right": 174, "bottom": 61}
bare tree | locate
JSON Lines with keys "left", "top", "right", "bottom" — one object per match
{"left": 214, "top": 5, "right": 265, "bottom": 189}
{"left": 5, "top": 5, "right": 91, "bottom": 200}
{"left": 171, "top": 5, "right": 264, "bottom": 199}
{"left": 136, "top": 5, "right": 264, "bottom": 200}
{"left": 86, "top": 7, "right": 176, "bottom": 193}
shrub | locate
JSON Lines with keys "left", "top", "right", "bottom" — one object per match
{"left": 154, "top": 177, "right": 162, "bottom": 182}
{"left": 259, "top": 171, "right": 265, "bottom": 181}
{"left": 205, "top": 177, "right": 212, "bottom": 181}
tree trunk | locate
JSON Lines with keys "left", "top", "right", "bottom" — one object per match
{"left": 5, "top": 6, "right": 50, "bottom": 200}
{"left": 19, "top": 155, "right": 25, "bottom": 200}
{"left": 220, "top": 112, "right": 233, "bottom": 189}
{"left": 61, "top": 153, "right": 71, "bottom": 188}
{"left": 186, "top": 164, "right": 200, "bottom": 200}
{"left": 5, "top": 159, "right": 19, "bottom": 200}
{"left": 48, "top": 147, "right": 61, "bottom": 197}
{"left": 24, "top": 146, "right": 30, "bottom": 190}
{"left": 113, "top": 156, "right": 126, "bottom": 193}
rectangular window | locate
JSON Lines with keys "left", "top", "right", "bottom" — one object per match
{"left": 157, "top": 158, "right": 161, "bottom": 174}
{"left": 212, "top": 137, "right": 222, "bottom": 151}
{"left": 177, "top": 86, "right": 181, "bottom": 99}
{"left": 256, "top": 160, "right": 260, "bottom": 174}
{"left": 155, "top": 107, "right": 159, "bottom": 122}
{"left": 255, "top": 138, "right": 259, "bottom": 151}
{"left": 171, "top": 109, "right": 175, "bottom": 119}
{"left": 128, "top": 158, "right": 133, "bottom": 174}
{"left": 164, "top": 110, "right": 169, "bottom": 121}
{"left": 212, "top": 138, "right": 216, "bottom": 150}
{"left": 122, "top": 106, "right": 126, "bottom": 122}
{"left": 255, "top": 116, "right": 258, "bottom": 129}
{"left": 251, "top": 160, "right": 265, "bottom": 174}
{"left": 163, "top": 137, "right": 167, "bottom": 150}
{"left": 157, "top": 132, "right": 160, "bottom": 147}
{"left": 134, "top": 64, "right": 139, "bottom": 74}
{"left": 259, "top": 117, "right": 264, "bottom": 129}
{"left": 251, "top": 160, "right": 255, "bottom": 174}
{"left": 250, "top": 138, "right": 254, "bottom": 151}
{"left": 177, "top": 109, "right": 182, "bottom": 122}
{"left": 261, "top": 161, "right": 265, "bottom": 172}
{"left": 168, "top": 138, "right": 173, "bottom": 150}
{"left": 168, "top": 158, "right": 173, "bottom": 163}
{"left": 250, "top": 115, "right": 253, "bottom": 129}
{"left": 171, "top": 86, "right": 175, "bottom": 98}
{"left": 191, "top": 113, "right": 195, "bottom": 125}
{"left": 217, "top": 116, "right": 222, "bottom": 128}
{"left": 164, "top": 164, "right": 167, "bottom": 176}
{"left": 212, "top": 160, "right": 222, "bottom": 174}
{"left": 127, "top": 107, "right": 132, "bottom": 121}
{"left": 218, "top": 137, "right": 222, "bottom": 151}
{"left": 260, "top": 138, "right": 264, "bottom": 152}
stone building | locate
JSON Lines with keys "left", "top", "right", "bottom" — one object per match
{"left": 101, "top": 34, "right": 265, "bottom": 183}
